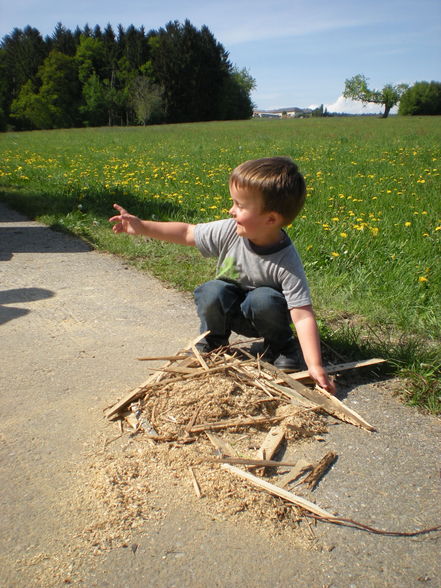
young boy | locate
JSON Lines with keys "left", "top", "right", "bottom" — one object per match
{"left": 109, "top": 156, "right": 335, "bottom": 393}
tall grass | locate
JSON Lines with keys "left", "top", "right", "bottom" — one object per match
{"left": 1, "top": 117, "right": 440, "bottom": 411}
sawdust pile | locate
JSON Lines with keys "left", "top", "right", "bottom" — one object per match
{"left": 75, "top": 360, "right": 332, "bottom": 554}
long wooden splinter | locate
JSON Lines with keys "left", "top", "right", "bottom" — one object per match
{"left": 222, "top": 464, "right": 336, "bottom": 519}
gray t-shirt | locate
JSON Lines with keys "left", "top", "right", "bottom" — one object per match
{"left": 194, "top": 218, "right": 311, "bottom": 309}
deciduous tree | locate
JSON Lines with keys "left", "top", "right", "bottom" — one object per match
{"left": 399, "top": 81, "right": 441, "bottom": 115}
{"left": 11, "top": 50, "right": 80, "bottom": 129}
{"left": 129, "top": 76, "right": 164, "bottom": 124}
{"left": 343, "top": 74, "right": 408, "bottom": 118}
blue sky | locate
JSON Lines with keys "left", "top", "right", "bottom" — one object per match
{"left": 1, "top": 0, "right": 440, "bottom": 113}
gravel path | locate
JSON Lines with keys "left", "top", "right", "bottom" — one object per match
{"left": 1, "top": 202, "right": 440, "bottom": 587}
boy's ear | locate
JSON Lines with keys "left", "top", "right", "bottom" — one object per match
{"left": 266, "top": 211, "right": 284, "bottom": 226}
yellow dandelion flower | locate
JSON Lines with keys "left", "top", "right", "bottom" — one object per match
{"left": 340, "top": 232, "right": 348, "bottom": 238}
{"left": 331, "top": 251, "right": 340, "bottom": 257}
{"left": 418, "top": 276, "right": 428, "bottom": 283}
{"left": 404, "top": 222, "right": 412, "bottom": 227}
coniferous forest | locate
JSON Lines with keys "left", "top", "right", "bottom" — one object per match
{"left": 0, "top": 20, "right": 256, "bottom": 131}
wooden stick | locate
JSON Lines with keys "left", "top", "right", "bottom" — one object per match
{"left": 185, "top": 407, "right": 201, "bottom": 433}
{"left": 103, "top": 433, "right": 123, "bottom": 448}
{"left": 289, "top": 358, "right": 386, "bottom": 381}
{"left": 221, "top": 464, "right": 336, "bottom": 519}
{"left": 191, "top": 344, "right": 210, "bottom": 371}
{"left": 106, "top": 375, "right": 161, "bottom": 419}
{"left": 189, "top": 415, "right": 285, "bottom": 433}
{"left": 137, "top": 354, "right": 189, "bottom": 361}
{"left": 185, "top": 330, "right": 211, "bottom": 349}
{"left": 211, "top": 456, "right": 298, "bottom": 467}
{"left": 147, "top": 365, "right": 208, "bottom": 375}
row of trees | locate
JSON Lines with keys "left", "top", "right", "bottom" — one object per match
{"left": 0, "top": 21, "right": 256, "bottom": 131}
{"left": 344, "top": 75, "right": 441, "bottom": 118}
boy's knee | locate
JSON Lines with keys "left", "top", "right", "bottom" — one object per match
{"left": 194, "top": 280, "right": 240, "bottom": 310}
{"left": 245, "top": 287, "right": 285, "bottom": 314}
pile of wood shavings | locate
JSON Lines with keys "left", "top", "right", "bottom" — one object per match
{"left": 63, "top": 367, "right": 328, "bottom": 556}
{"left": 73, "top": 346, "right": 353, "bottom": 555}
{"left": 102, "top": 369, "right": 327, "bottom": 538}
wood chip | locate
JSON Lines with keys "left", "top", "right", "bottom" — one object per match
{"left": 257, "top": 426, "right": 285, "bottom": 461}
{"left": 205, "top": 431, "right": 237, "bottom": 457}
{"left": 301, "top": 451, "right": 338, "bottom": 490}
{"left": 253, "top": 426, "right": 285, "bottom": 475}
{"left": 189, "top": 467, "right": 202, "bottom": 498}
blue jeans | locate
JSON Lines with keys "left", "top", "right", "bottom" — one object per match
{"left": 194, "top": 280, "right": 294, "bottom": 351}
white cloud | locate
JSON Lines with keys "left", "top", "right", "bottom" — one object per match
{"left": 324, "top": 95, "right": 398, "bottom": 115}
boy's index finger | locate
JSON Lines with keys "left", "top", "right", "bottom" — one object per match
{"left": 113, "top": 203, "right": 127, "bottom": 214}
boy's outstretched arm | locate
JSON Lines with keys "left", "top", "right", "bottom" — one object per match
{"left": 109, "top": 203, "right": 196, "bottom": 246}
{"left": 290, "top": 305, "right": 336, "bottom": 394}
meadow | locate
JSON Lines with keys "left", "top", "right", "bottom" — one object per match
{"left": 0, "top": 117, "right": 440, "bottom": 411}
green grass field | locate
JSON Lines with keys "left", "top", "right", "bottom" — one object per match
{"left": 1, "top": 117, "right": 440, "bottom": 411}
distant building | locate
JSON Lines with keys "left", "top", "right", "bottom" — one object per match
{"left": 253, "top": 107, "right": 313, "bottom": 119}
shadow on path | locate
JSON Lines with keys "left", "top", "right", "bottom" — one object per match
{"left": 0, "top": 201, "right": 92, "bottom": 261}
{"left": 0, "top": 287, "right": 55, "bottom": 325}
{"left": 0, "top": 225, "right": 92, "bottom": 261}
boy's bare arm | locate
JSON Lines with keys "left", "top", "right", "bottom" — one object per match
{"left": 109, "top": 203, "right": 195, "bottom": 246}
{"left": 290, "top": 305, "right": 336, "bottom": 394}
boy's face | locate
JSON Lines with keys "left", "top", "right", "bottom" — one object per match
{"left": 229, "top": 183, "right": 280, "bottom": 244}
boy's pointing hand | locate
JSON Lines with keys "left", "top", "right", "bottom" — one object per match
{"left": 109, "top": 203, "right": 143, "bottom": 235}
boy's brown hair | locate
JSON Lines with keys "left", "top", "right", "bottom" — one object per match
{"left": 229, "top": 156, "right": 306, "bottom": 224}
